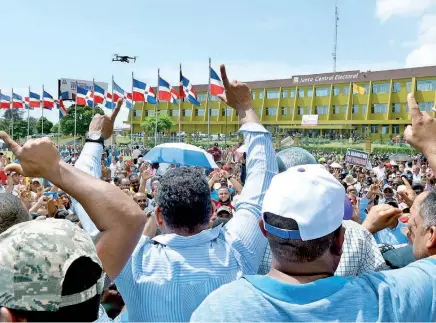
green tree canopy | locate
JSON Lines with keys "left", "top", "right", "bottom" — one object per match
{"left": 36, "top": 117, "right": 53, "bottom": 134}
{"left": 59, "top": 105, "right": 104, "bottom": 137}
{"left": 142, "top": 114, "right": 175, "bottom": 134}
{"left": 51, "top": 123, "right": 59, "bottom": 133}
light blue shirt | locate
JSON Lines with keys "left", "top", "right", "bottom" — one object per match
{"left": 359, "top": 198, "right": 408, "bottom": 245}
{"left": 73, "top": 123, "right": 278, "bottom": 322}
{"left": 191, "top": 258, "right": 436, "bottom": 322}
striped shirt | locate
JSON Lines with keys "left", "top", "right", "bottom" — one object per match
{"left": 73, "top": 123, "right": 278, "bottom": 322}
{"left": 258, "top": 220, "right": 388, "bottom": 276}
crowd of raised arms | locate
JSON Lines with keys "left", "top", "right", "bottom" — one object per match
{"left": 0, "top": 65, "right": 436, "bottom": 322}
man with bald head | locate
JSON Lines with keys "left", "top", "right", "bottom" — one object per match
{"left": 133, "top": 192, "right": 148, "bottom": 211}
{"left": 120, "top": 178, "right": 130, "bottom": 191}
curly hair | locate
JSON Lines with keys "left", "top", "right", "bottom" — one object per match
{"left": 157, "top": 167, "right": 211, "bottom": 233}
{"left": 0, "top": 194, "right": 30, "bottom": 234}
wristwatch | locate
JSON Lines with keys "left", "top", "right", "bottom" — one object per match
{"left": 85, "top": 131, "right": 105, "bottom": 146}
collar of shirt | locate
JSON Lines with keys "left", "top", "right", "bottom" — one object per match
{"left": 152, "top": 225, "right": 222, "bottom": 247}
{"left": 244, "top": 274, "right": 348, "bottom": 304}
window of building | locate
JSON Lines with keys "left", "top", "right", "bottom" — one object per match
{"left": 170, "top": 109, "right": 179, "bottom": 117}
{"left": 315, "top": 106, "right": 328, "bottom": 115}
{"left": 406, "top": 103, "right": 409, "bottom": 112}
{"left": 315, "top": 88, "right": 330, "bottom": 97}
{"left": 267, "top": 90, "right": 280, "bottom": 99}
{"left": 418, "top": 101, "right": 434, "bottom": 112}
{"left": 307, "top": 88, "right": 313, "bottom": 97}
{"left": 333, "top": 87, "right": 340, "bottom": 96}
{"left": 210, "top": 96, "right": 219, "bottom": 102}
{"left": 342, "top": 105, "right": 347, "bottom": 114}
{"left": 281, "top": 107, "right": 288, "bottom": 115}
{"left": 406, "top": 81, "right": 412, "bottom": 93}
{"left": 371, "top": 125, "right": 379, "bottom": 134}
{"left": 332, "top": 105, "right": 339, "bottom": 114}
{"left": 289, "top": 107, "right": 294, "bottom": 115}
{"left": 391, "top": 103, "right": 401, "bottom": 113}
{"left": 343, "top": 86, "right": 350, "bottom": 95}
{"left": 266, "top": 107, "right": 277, "bottom": 116}
{"left": 306, "top": 107, "right": 311, "bottom": 114}
{"left": 352, "top": 105, "right": 359, "bottom": 114}
{"left": 298, "top": 107, "right": 305, "bottom": 115}
{"left": 257, "top": 108, "right": 262, "bottom": 116}
{"left": 371, "top": 103, "right": 388, "bottom": 114}
{"left": 197, "top": 94, "right": 207, "bottom": 102}
{"left": 298, "top": 89, "right": 305, "bottom": 98}
{"left": 392, "top": 82, "right": 401, "bottom": 93}
{"left": 159, "top": 110, "right": 167, "bottom": 115}
{"left": 372, "top": 83, "right": 390, "bottom": 94}
{"left": 195, "top": 109, "right": 205, "bottom": 117}
{"left": 134, "top": 110, "right": 142, "bottom": 117}
{"left": 251, "top": 92, "right": 256, "bottom": 100}
{"left": 392, "top": 124, "right": 400, "bottom": 134}
{"left": 259, "top": 91, "right": 264, "bottom": 100}
{"left": 222, "top": 108, "right": 232, "bottom": 116}
{"left": 290, "top": 89, "right": 296, "bottom": 98}
{"left": 183, "top": 109, "right": 192, "bottom": 117}
{"left": 362, "top": 104, "right": 367, "bottom": 114}
{"left": 417, "top": 80, "right": 436, "bottom": 91}
{"left": 210, "top": 109, "right": 218, "bottom": 117}
{"left": 281, "top": 90, "right": 289, "bottom": 98}
{"left": 146, "top": 110, "right": 154, "bottom": 116}
{"left": 382, "top": 125, "right": 389, "bottom": 135}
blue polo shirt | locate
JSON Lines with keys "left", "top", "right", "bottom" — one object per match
{"left": 191, "top": 258, "right": 436, "bottom": 322}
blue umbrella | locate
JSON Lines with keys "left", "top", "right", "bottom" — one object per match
{"left": 144, "top": 143, "right": 218, "bottom": 169}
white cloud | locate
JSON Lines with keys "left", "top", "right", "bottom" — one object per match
{"left": 376, "top": 0, "right": 436, "bottom": 22}
{"left": 405, "top": 13, "right": 436, "bottom": 67}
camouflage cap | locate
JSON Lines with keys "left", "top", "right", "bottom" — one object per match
{"left": 0, "top": 217, "right": 104, "bottom": 312}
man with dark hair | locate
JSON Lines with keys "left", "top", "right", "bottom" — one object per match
{"left": 70, "top": 65, "right": 278, "bottom": 321}
{"left": 129, "top": 174, "right": 140, "bottom": 193}
{"left": 0, "top": 218, "right": 108, "bottom": 322}
{"left": 0, "top": 193, "right": 30, "bottom": 234}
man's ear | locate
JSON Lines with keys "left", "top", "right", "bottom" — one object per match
{"left": 155, "top": 206, "right": 164, "bottom": 230}
{"left": 259, "top": 217, "right": 268, "bottom": 238}
{"left": 425, "top": 225, "right": 436, "bottom": 249}
{"left": 330, "top": 226, "right": 345, "bottom": 257}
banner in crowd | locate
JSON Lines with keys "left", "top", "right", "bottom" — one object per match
{"left": 301, "top": 115, "right": 319, "bottom": 126}
{"left": 345, "top": 149, "right": 370, "bottom": 168}
{"left": 58, "top": 78, "right": 108, "bottom": 100}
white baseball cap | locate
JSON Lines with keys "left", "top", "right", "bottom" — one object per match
{"left": 262, "top": 164, "right": 346, "bottom": 241}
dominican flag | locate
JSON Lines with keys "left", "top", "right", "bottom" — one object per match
{"left": 57, "top": 99, "right": 68, "bottom": 118}
{"left": 158, "top": 77, "right": 178, "bottom": 104}
{"left": 43, "top": 90, "right": 55, "bottom": 109}
{"left": 105, "top": 92, "right": 115, "bottom": 109}
{"left": 0, "top": 93, "right": 11, "bottom": 109}
{"left": 93, "top": 83, "right": 105, "bottom": 105}
{"left": 113, "top": 81, "right": 126, "bottom": 102}
{"left": 24, "top": 97, "right": 32, "bottom": 110}
{"left": 125, "top": 92, "right": 133, "bottom": 110}
{"left": 76, "top": 86, "right": 89, "bottom": 106}
{"left": 28, "top": 91, "right": 41, "bottom": 108}
{"left": 210, "top": 67, "right": 224, "bottom": 96}
{"left": 132, "top": 78, "right": 157, "bottom": 104}
{"left": 180, "top": 73, "right": 200, "bottom": 106}
{"left": 12, "top": 93, "right": 24, "bottom": 108}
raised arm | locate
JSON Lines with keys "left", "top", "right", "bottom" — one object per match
{"left": 217, "top": 65, "right": 278, "bottom": 273}
{"left": 1, "top": 100, "right": 146, "bottom": 281}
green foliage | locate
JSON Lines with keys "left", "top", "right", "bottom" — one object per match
{"left": 0, "top": 110, "right": 40, "bottom": 140}
{"left": 51, "top": 123, "right": 59, "bottom": 133}
{"left": 35, "top": 117, "right": 53, "bottom": 134}
{"left": 141, "top": 114, "right": 175, "bottom": 134}
{"left": 59, "top": 105, "right": 104, "bottom": 136}
{"left": 297, "top": 145, "right": 418, "bottom": 155}
{"left": 3, "top": 109, "right": 24, "bottom": 122}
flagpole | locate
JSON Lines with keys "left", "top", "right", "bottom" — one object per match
{"left": 74, "top": 80, "right": 78, "bottom": 153}
{"left": 207, "top": 58, "right": 211, "bottom": 147}
{"left": 179, "top": 64, "right": 182, "bottom": 142}
{"left": 10, "top": 88, "right": 14, "bottom": 140}
{"left": 27, "top": 87, "right": 30, "bottom": 138}
{"left": 92, "top": 78, "right": 95, "bottom": 116}
{"left": 155, "top": 69, "right": 159, "bottom": 147}
{"left": 131, "top": 71, "right": 134, "bottom": 157}
{"left": 41, "top": 85, "right": 44, "bottom": 135}
{"left": 111, "top": 75, "right": 114, "bottom": 147}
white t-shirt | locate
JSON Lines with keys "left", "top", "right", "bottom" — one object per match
{"left": 132, "top": 149, "right": 141, "bottom": 159}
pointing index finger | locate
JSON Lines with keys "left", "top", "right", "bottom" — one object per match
{"left": 0, "top": 131, "right": 21, "bottom": 156}
{"left": 408, "top": 93, "right": 422, "bottom": 124}
{"left": 110, "top": 98, "right": 123, "bottom": 121}
{"left": 220, "top": 64, "right": 231, "bottom": 90}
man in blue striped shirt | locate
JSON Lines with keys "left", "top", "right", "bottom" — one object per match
{"left": 74, "top": 65, "right": 278, "bottom": 321}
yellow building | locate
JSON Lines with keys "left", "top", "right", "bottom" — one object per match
{"left": 125, "top": 65, "right": 436, "bottom": 138}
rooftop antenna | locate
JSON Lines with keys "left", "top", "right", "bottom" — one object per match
{"left": 332, "top": 1, "right": 339, "bottom": 72}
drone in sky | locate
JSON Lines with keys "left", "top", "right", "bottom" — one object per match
{"left": 112, "top": 54, "right": 137, "bottom": 63}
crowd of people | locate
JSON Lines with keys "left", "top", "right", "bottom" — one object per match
{"left": 0, "top": 65, "right": 435, "bottom": 322}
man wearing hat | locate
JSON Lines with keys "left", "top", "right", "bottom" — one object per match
{"left": 191, "top": 165, "right": 436, "bottom": 322}
{"left": 0, "top": 217, "right": 110, "bottom": 322}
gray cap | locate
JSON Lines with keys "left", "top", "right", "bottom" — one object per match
{"left": 0, "top": 217, "right": 104, "bottom": 311}
{"left": 276, "top": 147, "right": 317, "bottom": 173}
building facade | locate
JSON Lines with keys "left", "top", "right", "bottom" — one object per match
{"left": 125, "top": 65, "right": 436, "bottom": 138}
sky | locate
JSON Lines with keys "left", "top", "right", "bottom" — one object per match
{"left": 0, "top": 0, "right": 435, "bottom": 126}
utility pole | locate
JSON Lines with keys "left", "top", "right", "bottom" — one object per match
{"left": 332, "top": 1, "right": 339, "bottom": 72}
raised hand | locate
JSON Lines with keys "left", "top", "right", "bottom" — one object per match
{"left": 89, "top": 98, "right": 123, "bottom": 139}
{"left": 397, "top": 177, "right": 417, "bottom": 208}
{"left": 362, "top": 204, "right": 402, "bottom": 234}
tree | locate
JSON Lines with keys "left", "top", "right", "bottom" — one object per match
{"left": 36, "top": 117, "right": 53, "bottom": 134}
{"left": 3, "top": 109, "right": 24, "bottom": 122}
{"left": 142, "top": 114, "right": 175, "bottom": 134}
{"left": 59, "top": 105, "right": 104, "bottom": 137}
{"left": 51, "top": 123, "right": 59, "bottom": 133}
